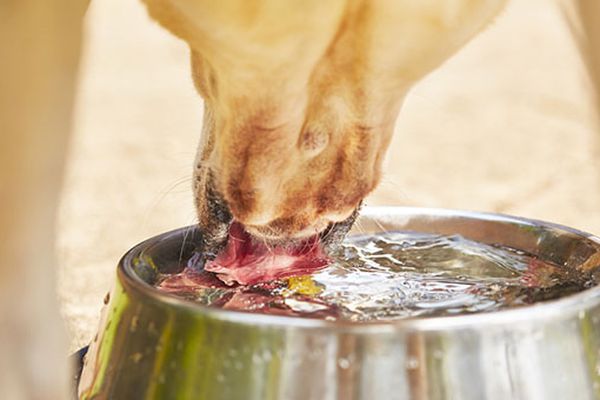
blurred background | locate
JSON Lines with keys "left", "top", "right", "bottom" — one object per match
{"left": 58, "top": 0, "right": 600, "bottom": 350}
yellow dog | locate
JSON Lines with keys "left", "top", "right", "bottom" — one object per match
{"left": 1, "top": 0, "right": 598, "bottom": 398}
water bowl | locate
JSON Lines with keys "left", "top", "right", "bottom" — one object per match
{"left": 78, "top": 207, "right": 600, "bottom": 399}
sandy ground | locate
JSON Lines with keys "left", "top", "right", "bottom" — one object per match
{"left": 59, "top": 0, "right": 600, "bottom": 351}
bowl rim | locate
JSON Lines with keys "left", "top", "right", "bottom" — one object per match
{"left": 118, "top": 206, "right": 600, "bottom": 333}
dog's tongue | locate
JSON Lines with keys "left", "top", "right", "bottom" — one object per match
{"left": 204, "top": 222, "right": 330, "bottom": 286}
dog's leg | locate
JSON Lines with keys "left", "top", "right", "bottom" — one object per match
{"left": 0, "top": 1, "right": 85, "bottom": 398}
{"left": 562, "top": 0, "right": 600, "bottom": 113}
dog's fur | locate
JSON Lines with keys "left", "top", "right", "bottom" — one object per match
{"left": 2, "top": 0, "right": 599, "bottom": 398}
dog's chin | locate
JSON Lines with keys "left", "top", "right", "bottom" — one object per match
{"left": 242, "top": 208, "right": 361, "bottom": 249}
{"left": 196, "top": 195, "right": 361, "bottom": 264}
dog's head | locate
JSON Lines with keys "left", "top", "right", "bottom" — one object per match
{"left": 142, "top": 0, "right": 504, "bottom": 250}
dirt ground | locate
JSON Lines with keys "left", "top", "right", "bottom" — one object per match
{"left": 58, "top": 0, "right": 600, "bottom": 351}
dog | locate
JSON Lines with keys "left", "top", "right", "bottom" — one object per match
{"left": 2, "top": 0, "right": 599, "bottom": 398}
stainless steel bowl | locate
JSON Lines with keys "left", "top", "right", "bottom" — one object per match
{"left": 78, "top": 207, "right": 600, "bottom": 400}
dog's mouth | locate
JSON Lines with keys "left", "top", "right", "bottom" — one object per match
{"left": 201, "top": 221, "right": 329, "bottom": 286}
{"left": 195, "top": 179, "right": 360, "bottom": 285}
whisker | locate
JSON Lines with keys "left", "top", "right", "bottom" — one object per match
{"left": 352, "top": 218, "right": 367, "bottom": 235}
{"left": 312, "top": 238, "right": 323, "bottom": 255}
{"left": 319, "top": 224, "right": 336, "bottom": 244}
{"left": 373, "top": 218, "right": 390, "bottom": 235}
{"left": 263, "top": 228, "right": 279, "bottom": 254}
{"left": 178, "top": 221, "right": 196, "bottom": 267}
{"left": 259, "top": 235, "right": 275, "bottom": 257}
{"left": 140, "top": 175, "right": 193, "bottom": 233}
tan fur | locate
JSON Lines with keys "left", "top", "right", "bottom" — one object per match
{"left": 142, "top": 0, "right": 507, "bottom": 238}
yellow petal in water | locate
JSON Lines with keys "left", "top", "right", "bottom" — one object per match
{"left": 287, "top": 275, "right": 323, "bottom": 296}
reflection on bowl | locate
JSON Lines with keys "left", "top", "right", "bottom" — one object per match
{"left": 78, "top": 207, "right": 600, "bottom": 400}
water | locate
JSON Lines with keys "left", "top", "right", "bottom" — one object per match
{"left": 156, "top": 231, "right": 591, "bottom": 321}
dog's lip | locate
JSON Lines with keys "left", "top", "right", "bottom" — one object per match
{"left": 226, "top": 209, "right": 360, "bottom": 253}
{"left": 243, "top": 219, "right": 332, "bottom": 242}
{"left": 241, "top": 208, "right": 359, "bottom": 243}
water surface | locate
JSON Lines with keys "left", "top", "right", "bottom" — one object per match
{"left": 156, "top": 231, "right": 591, "bottom": 321}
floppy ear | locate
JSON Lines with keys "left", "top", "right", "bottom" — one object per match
{"left": 561, "top": 0, "right": 600, "bottom": 115}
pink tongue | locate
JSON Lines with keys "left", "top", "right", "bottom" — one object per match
{"left": 204, "top": 222, "right": 330, "bottom": 286}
